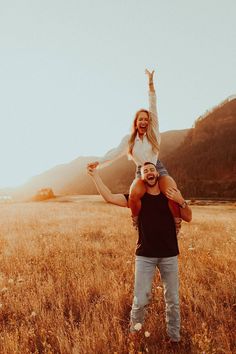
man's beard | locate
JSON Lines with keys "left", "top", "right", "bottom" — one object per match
{"left": 145, "top": 175, "right": 158, "bottom": 187}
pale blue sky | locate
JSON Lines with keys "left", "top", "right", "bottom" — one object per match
{"left": 0, "top": 0, "right": 235, "bottom": 188}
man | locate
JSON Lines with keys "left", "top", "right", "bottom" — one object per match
{"left": 87, "top": 162, "right": 192, "bottom": 343}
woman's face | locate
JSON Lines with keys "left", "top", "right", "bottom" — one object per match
{"left": 136, "top": 111, "right": 149, "bottom": 135}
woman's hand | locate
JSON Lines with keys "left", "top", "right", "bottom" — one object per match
{"left": 145, "top": 69, "right": 155, "bottom": 83}
{"left": 87, "top": 165, "right": 98, "bottom": 177}
{"left": 87, "top": 161, "right": 99, "bottom": 169}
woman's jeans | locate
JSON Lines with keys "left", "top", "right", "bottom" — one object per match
{"left": 130, "top": 255, "right": 180, "bottom": 342}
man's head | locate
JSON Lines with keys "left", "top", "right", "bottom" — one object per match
{"left": 141, "top": 162, "right": 159, "bottom": 187}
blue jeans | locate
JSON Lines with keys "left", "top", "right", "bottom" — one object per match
{"left": 130, "top": 255, "right": 180, "bottom": 342}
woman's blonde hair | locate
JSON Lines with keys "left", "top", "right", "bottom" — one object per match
{"left": 128, "top": 109, "right": 160, "bottom": 156}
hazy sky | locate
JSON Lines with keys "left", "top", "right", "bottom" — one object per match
{"left": 0, "top": 0, "right": 235, "bottom": 188}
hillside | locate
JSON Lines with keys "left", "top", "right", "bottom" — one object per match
{"left": 164, "top": 97, "right": 236, "bottom": 198}
{"left": 2, "top": 95, "right": 236, "bottom": 200}
{"left": 6, "top": 129, "right": 188, "bottom": 200}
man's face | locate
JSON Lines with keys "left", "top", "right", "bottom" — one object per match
{"left": 141, "top": 163, "right": 159, "bottom": 186}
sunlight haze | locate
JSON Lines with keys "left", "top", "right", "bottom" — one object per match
{"left": 0, "top": 0, "right": 235, "bottom": 188}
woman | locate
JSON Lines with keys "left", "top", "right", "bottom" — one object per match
{"left": 87, "top": 69, "right": 179, "bottom": 220}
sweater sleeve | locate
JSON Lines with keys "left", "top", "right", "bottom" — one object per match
{"left": 149, "top": 91, "right": 161, "bottom": 146}
{"left": 97, "top": 134, "right": 129, "bottom": 168}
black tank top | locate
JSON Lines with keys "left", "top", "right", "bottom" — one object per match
{"left": 136, "top": 192, "right": 179, "bottom": 257}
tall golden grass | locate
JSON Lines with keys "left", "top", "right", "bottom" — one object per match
{"left": 0, "top": 197, "right": 235, "bottom": 353}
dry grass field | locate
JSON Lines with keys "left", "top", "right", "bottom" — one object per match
{"left": 0, "top": 197, "right": 235, "bottom": 354}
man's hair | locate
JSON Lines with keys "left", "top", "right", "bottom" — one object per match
{"left": 142, "top": 162, "right": 157, "bottom": 169}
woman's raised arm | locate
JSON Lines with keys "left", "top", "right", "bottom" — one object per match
{"left": 145, "top": 69, "right": 155, "bottom": 93}
{"left": 145, "top": 69, "right": 161, "bottom": 145}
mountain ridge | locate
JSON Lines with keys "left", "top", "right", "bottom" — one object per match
{"left": 1, "top": 95, "right": 236, "bottom": 200}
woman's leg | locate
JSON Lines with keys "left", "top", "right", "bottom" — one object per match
{"left": 156, "top": 158, "right": 181, "bottom": 225}
{"left": 156, "top": 159, "right": 177, "bottom": 197}
{"left": 158, "top": 175, "right": 177, "bottom": 194}
{"left": 168, "top": 200, "right": 182, "bottom": 234}
{"left": 159, "top": 176, "right": 181, "bottom": 219}
{"left": 129, "top": 178, "right": 146, "bottom": 217}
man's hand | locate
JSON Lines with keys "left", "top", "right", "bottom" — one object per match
{"left": 165, "top": 187, "right": 185, "bottom": 205}
{"left": 87, "top": 161, "right": 99, "bottom": 170}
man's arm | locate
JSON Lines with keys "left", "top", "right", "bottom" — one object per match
{"left": 166, "top": 187, "right": 192, "bottom": 222}
{"left": 87, "top": 167, "right": 128, "bottom": 207}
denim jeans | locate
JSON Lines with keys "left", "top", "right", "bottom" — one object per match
{"left": 130, "top": 255, "right": 180, "bottom": 342}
